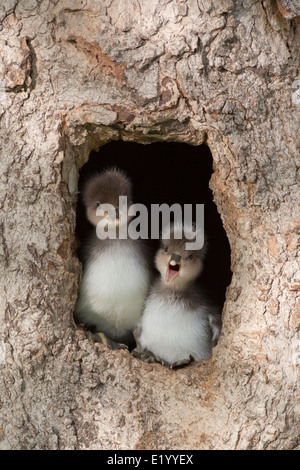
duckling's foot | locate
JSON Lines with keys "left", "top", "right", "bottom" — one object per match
{"left": 132, "top": 349, "right": 168, "bottom": 366}
{"left": 132, "top": 349, "right": 194, "bottom": 369}
{"left": 87, "top": 331, "right": 128, "bottom": 351}
{"left": 169, "top": 356, "right": 195, "bottom": 369}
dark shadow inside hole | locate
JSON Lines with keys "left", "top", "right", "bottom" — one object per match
{"left": 76, "top": 140, "right": 232, "bottom": 309}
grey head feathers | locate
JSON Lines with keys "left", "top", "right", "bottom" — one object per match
{"left": 161, "top": 221, "right": 207, "bottom": 261}
{"left": 81, "top": 167, "right": 133, "bottom": 228}
{"left": 82, "top": 167, "right": 132, "bottom": 209}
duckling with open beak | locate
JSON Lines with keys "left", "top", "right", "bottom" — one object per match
{"left": 74, "top": 168, "right": 151, "bottom": 350}
{"left": 134, "top": 222, "right": 222, "bottom": 368}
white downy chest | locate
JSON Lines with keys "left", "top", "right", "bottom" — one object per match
{"left": 76, "top": 244, "right": 150, "bottom": 333}
{"left": 139, "top": 295, "right": 212, "bottom": 363}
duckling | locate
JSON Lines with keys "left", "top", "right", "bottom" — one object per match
{"left": 135, "top": 222, "right": 222, "bottom": 367}
{"left": 74, "top": 168, "right": 151, "bottom": 349}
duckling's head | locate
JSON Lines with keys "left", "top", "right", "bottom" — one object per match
{"left": 83, "top": 168, "right": 132, "bottom": 228}
{"left": 155, "top": 222, "right": 206, "bottom": 288}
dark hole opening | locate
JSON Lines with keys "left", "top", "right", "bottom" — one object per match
{"left": 76, "top": 140, "right": 232, "bottom": 309}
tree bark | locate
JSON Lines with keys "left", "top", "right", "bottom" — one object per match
{"left": 0, "top": 0, "right": 299, "bottom": 450}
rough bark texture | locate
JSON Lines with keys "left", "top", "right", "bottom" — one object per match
{"left": 0, "top": 0, "right": 299, "bottom": 450}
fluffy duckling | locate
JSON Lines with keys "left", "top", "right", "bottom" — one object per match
{"left": 74, "top": 168, "right": 151, "bottom": 348}
{"left": 136, "top": 222, "right": 221, "bottom": 366}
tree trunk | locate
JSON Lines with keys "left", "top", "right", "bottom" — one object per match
{"left": 0, "top": 0, "right": 299, "bottom": 450}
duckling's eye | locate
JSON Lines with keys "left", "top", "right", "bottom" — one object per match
{"left": 164, "top": 245, "right": 169, "bottom": 253}
{"left": 187, "top": 253, "right": 193, "bottom": 260}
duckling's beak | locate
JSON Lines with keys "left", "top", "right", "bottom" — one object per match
{"left": 166, "top": 253, "right": 181, "bottom": 283}
{"left": 107, "top": 208, "right": 120, "bottom": 225}
{"left": 114, "top": 208, "right": 120, "bottom": 225}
